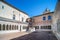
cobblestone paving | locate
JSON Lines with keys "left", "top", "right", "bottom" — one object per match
{"left": 11, "top": 31, "right": 58, "bottom": 40}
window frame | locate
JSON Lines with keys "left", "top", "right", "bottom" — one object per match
{"left": 43, "top": 16, "right": 46, "bottom": 20}
{"left": 48, "top": 15, "right": 52, "bottom": 20}
{"left": 13, "top": 14, "right": 15, "bottom": 20}
{"left": 2, "top": 5, "right": 4, "bottom": 9}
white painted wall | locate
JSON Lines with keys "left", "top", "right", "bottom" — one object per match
{"left": 0, "top": 1, "right": 29, "bottom": 21}
{"left": 52, "top": 1, "right": 60, "bottom": 40}
{"left": 0, "top": 1, "right": 29, "bottom": 34}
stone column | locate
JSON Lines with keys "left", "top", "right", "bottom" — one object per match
{"left": 1, "top": 24, "right": 3, "bottom": 31}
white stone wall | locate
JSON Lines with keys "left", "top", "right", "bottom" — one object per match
{"left": 0, "top": 1, "right": 29, "bottom": 21}
{"left": 0, "top": 1, "right": 29, "bottom": 34}
{"left": 52, "top": 1, "right": 60, "bottom": 40}
{"left": 0, "top": 21, "right": 19, "bottom": 34}
{"left": 0, "top": 20, "right": 28, "bottom": 34}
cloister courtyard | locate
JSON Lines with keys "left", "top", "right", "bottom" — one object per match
{"left": 0, "top": 0, "right": 60, "bottom": 40}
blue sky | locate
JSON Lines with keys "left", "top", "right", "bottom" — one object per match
{"left": 5, "top": 0, "right": 57, "bottom": 17}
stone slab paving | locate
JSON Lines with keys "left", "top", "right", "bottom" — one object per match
{"left": 0, "top": 32, "right": 29, "bottom": 40}
{"left": 11, "top": 31, "right": 58, "bottom": 40}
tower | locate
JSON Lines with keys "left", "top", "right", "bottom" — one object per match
{"left": 43, "top": 8, "right": 50, "bottom": 14}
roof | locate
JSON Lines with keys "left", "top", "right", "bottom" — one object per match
{"left": 32, "top": 12, "right": 54, "bottom": 18}
{"left": 0, "top": 0, "right": 29, "bottom": 15}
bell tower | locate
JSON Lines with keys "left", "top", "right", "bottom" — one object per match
{"left": 43, "top": 8, "right": 50, "bottom": 14}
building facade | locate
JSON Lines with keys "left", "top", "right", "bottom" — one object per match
{"left": 32, "top": 9, "right": 53, "bottom": 31}
{"left": 52, "top": 0, "right": 60, "bottom": 40}
{"left": 0, "top": 0, "right": 29, "bottom": 34}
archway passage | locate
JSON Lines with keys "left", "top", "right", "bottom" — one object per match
{"left": 35, "top": 26, "right": 39, "bottom": 30}
{"left": 41, "top": 25, "right": 51, "bottom": 29}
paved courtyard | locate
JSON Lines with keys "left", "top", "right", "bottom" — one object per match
{"left": 0, "top": 32, "right": 28, "bottom": 40}
{"left": 11, "top": 31, "right": 58, "bottom": 40}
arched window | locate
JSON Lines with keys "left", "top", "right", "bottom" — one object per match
{"left": 13, "top": 15, "right": 15, "bottom": 20}
{"left": 3, "top": 24, "right": 5, "bottom": 30}
{"left": 48, "top": 15, "right": 51, "bottom": 20}
{"left": 43, "top": 16, "right": 46, "bottom": 20}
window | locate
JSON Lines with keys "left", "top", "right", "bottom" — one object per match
{"left": 13, "top": 11, "right": 14, "bottom": 13}
{"left": 19, "top": 14, "right": 20, "bottom": 17}
{"left": 13, "top": 15, "right": 15, "bottom": 20}
{"left": 19, "top": 14, "right": 20, "bottom": 21}
{"left": 22, "top": 17, "right": 24, "bottom": 22}
{"left": 48, "top": 15, "right": 51, "bottom": 20}
{"left": 2, "top": 5, "right": 4, "bottom": 9}
{"left": 43, "top": 16, "right": 46, "bottom": 20}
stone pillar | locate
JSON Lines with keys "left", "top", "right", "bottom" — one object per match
{"left": 5, "top": 24, "right": 6, "bottom": 30}
{"left": 39, "top": 26, "right": 40, "bottom": 29}
{"left": 1, "top": 24, "right": 3, "bottom": 31}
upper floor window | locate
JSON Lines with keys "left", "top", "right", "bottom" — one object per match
{"left": 19, "top": 14, "right": 20, "bottom": 18}
{"left": 19, "top": 14, "right": 20, "bottom": 16}
{"left": 22, "top": 17, "right": 24, "bottom": 22}
{"left": 43, "top": 16, "right": 46, "bottom": 20}
{"left": 48, "top": 15, "right": 52, "bottom": 20}
{"left": 13, "top": 11, "right": 15, "bottom": 13}
{"left": 13, "top": 15, "right": 15, "bottom": 20}
{"left": 2, "top": 5, "right": 4, "bottom": 9}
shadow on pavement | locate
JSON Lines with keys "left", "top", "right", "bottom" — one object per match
{"left": 11, "top": 31, "right": 58, "bottom": 40}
